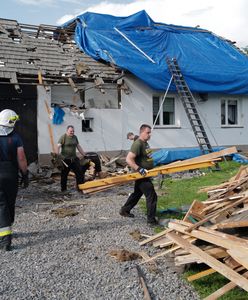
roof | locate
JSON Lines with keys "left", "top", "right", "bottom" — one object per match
{"left": 63, "top": 10, "right": 248, "bottom": 95}
{"left": 0, "top": 18, "right": 121, "bottom": 87}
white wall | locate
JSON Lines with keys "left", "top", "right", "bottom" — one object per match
{"left": 37, "top": 85, "right": 123, "bottom": 154}
{"left": 122, "top": 76, "right": 248, "bottom": 149}
{"left": 37, "top": 78, "right": 248, "bottom": 157}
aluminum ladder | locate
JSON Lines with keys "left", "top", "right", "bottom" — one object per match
{"left": 166, "top": 57, "right": 213, "bottom": 155}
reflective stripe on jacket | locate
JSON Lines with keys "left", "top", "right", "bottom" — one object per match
{"left": 0, "top": 226, "right": 12, "bottom": 237}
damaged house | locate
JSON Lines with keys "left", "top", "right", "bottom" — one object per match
{"left": 0, "top": 11, "right": 248, "bottom": 165}
{"left": 0, "top": 18, "right": 122, "bottom": 164}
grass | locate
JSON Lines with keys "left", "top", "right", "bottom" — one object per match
{"left": 139, "top": 161, "right": 248, "bottom": 299}
{"left": 184, "top": 265, "right": 248, "bottom": 300}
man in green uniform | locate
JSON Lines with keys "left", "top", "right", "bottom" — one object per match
{"left": 120, "top": 124, "right": 158, "bottom": 225}
{"left": 57, "top": 125, "right": 85, "bottom": 192}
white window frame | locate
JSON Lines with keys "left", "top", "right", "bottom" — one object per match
{"left": 152, "top": 94, "right": 179, "bottom": 128}
{"left": 221, "top": 98, "right": 242, "bottom": 127}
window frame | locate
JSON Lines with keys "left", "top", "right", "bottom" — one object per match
{"left": 82, "top": 118, "right": 93, "bottom": 132}
{"left": 221, "top": 98, "right": 242, "bottom": 128}
{"left": 152, "top": 94, "right": 179, "bottom": 128}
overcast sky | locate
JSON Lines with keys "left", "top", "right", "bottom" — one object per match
{"left": 1, "top": 0, "right": 247, "bottom": 47}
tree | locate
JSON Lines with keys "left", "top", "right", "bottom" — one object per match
{"left": 241, "top": 46, "right": 248, "bottom": 55}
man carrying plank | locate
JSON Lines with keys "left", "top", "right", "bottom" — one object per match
{"left": 119, "top": 124, "right": 158, "bottom": 226}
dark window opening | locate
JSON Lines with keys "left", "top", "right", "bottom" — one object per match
{"left": 82, "top": 119, "right": 93, "bottom": 132}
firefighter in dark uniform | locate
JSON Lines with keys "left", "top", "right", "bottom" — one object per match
{"left": 0, "top": 109, "right": 28, "bottom": 251}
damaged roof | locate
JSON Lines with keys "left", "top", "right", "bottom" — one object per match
{"left": 0, "top": 18, "right": 121, "bottom": 86}
{"left": 64, "top": 10, "right": 248, "bottom": 95}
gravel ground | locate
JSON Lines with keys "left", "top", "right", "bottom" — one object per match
{"left": 0, "top": 178, "right": 199, "bottom": 300}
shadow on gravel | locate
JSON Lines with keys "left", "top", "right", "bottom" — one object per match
{"left": 12, "top": 219, "right": 144, "bottom": 250}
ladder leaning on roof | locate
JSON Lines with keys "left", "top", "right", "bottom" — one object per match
{"left": 166, "top": 57, "right": 213, "bottom": 155}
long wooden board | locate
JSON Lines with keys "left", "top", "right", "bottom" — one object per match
{"left": 168, "top": 221, "right": 248, "bottom": 249}
{"left": 79, "top": 160, "right": 215, "bottom": 190}
{"left": 167, "top": 231, "right": 248, "bottom": 292}
{"left": 79, "top": 146, "right": 237, "bottom": 192}
{"left": 204, "top": 270, "right": 248, "bottom": 300}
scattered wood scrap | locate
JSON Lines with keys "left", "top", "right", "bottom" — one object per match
{"left": 139, "top": 163, "right": 248, "bottom": 299}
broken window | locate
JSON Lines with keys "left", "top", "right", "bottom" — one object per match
{"left": 82, "top": 118, "right": 93, "bottom": 132}
{"left": 153, "top": 96, "right": 175, "bottom": 126}
{"left": 221, "top": 99, "right": 239, "bottom": 125}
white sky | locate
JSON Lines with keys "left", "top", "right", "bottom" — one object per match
{"left": 57, "top": 0, "right": 248, "bottom": 48}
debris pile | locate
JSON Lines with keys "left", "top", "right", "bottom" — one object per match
{"left": 140, "top": 165, "right": 248, "bottom": 299}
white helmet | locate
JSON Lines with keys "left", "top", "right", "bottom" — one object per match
{"left": 0, "top": 109, "right": 19, "bottom": 136}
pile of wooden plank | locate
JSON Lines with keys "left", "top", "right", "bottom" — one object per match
{"left": 140, "top": 164, "right": 248, "bottom": 299}
{"left": 78, "top": 147, "right": 237, "bottom": 194}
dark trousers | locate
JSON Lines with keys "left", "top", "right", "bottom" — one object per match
{"left": 121, "top": 178, "right": 157, "bottom": 221}
{"left": 0, "top": 162, "right": 18, "bottom": 229}
{"left": 61, "top": 158, "right": 83, "bottom": 191}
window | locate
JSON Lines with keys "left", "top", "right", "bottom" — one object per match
{"left": 82, "top": 119, "right": 93, "bottom": 132}
{"left": 221, "top": 99, "right": 239, "bottom": 125}
{"left": 153, "top": 96, "right": 175, "bottom": 126}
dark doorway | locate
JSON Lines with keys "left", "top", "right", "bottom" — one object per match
{"left": 0, "top": 85, "right": 38, "bottom": 164}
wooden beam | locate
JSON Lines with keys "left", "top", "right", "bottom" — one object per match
{"left": 167, "top": 231, "right": 248, "bottom": 292}
{"left": 48, "top": 124, "right": 56, "bottom": 153}
{"left": 139, "top": 228, "right": 171, "bottom": 246}
{"left": 136, "top": 265, "right": 152, "bottom": 300}
{"left": 187, "top": 268, "right": 216, "bottom": 282}
{"left": 168, "top": 221, "right": 248, "bottom": 249}
{"left": 204, "top": 270, "right": 248, "bottom": 300}
{"left": 227, "top": 248, "right": 248, "bottom": 270}
{"left": 79, "top": 160, "right": 215, "bottom": 190}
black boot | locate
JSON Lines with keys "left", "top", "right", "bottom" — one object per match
{"left": 0, "top": 235, "right": 12, "bottom": 251}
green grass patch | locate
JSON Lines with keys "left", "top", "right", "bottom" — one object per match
{"left": 184, "top": 265, "right": 248, "bottom": 299}
{"left": 157, "top": 161, "right": 241, "bottom": 211}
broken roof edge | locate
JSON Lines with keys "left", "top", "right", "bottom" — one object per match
{"left": 0, "top": 17, "right": 122, "bottom": 86}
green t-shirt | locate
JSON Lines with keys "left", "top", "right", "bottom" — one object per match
{"left": 58, "top": 134, "right": 79, "bottom": 159}
{"left": 130, "top": 139, "right": 154, "bottom": 170}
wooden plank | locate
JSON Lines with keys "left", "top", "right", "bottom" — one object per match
{"left": 227, "top": 248, "right": 248, "bottom": 269}
{"left": 216, "top": 220, "right": 248, "bottom": 229}
{"left": 82, "top": 183, "right": 119, "bottom": 194}
{"left": 175, "top": 247, "right": 227, "bottom": 266}
{"left": 168, "top": 221, "right": 248, "bottom": 249}
{"left": 186, "top": 197, "right": 247, "bottom": 232}
{"left": 140, "top": 244, "right": 181, "bottom": 265}
{"left": 183, "top": 200, "right": 197, "bottom": 223}
{"left": 139, "top": 228, "right": 171, "bottom": 246}
{"left": 138, "top": 251, "right": 157, "bottom": 268}
{"left": 136, "top": 265, "right": 152, "bottom": 300}
{"left": 204, "top": 270, "right": 248, "bottom": 300}
{"left": 48, "top": 124, "right": 55, "bottom": 153}
{"left": 187, "top": 268, "right": 216, "bottom": 282}
{"left": 167, "top": 231, "right": 248, "bottom": 292}
{"left": 79, "top": 160, "right": 215, "bottom": 190}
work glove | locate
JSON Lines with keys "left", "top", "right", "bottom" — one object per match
{"left": 20, "top": 170, "right": 29, "bottom": 188}
{"left": 137, "top": 167, "right": 148, "bottom": 176}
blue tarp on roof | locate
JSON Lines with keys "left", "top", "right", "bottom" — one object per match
{"left": 63, "top": 10, "right": 248, "bottom": 95}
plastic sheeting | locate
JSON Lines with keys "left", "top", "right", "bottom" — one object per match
{"left": 63, "top": 10, "right": 248, "bottom": 95}
{"left": 53, "top": 107, "right": 65, "bottom": 125}
{"left": 151, "top": 147, "right": 248, "bottom": 166}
